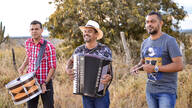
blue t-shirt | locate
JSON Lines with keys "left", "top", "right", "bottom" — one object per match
{"left": 141, "top": 33, "right": 182, "bottom": 94}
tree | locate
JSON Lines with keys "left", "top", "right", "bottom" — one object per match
{"left": 45, "top": 0, "right": 187, "bottom": 58}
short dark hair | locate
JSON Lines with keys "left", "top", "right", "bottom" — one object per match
{"left": 30, "top": 20, "right": 43, "bottom": 29}
{"left": 147, "top": 11, "right": 162, "bottom": 21}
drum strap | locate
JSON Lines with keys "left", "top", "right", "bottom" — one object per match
{"left": 34, "top": 40, "right": 47, "bottom": 71}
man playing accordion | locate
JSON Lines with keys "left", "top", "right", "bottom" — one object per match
{"left": 66, "top": 20, "right": 113, "bottom": 108}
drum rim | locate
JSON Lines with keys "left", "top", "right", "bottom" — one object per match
{"left": 5, "top": 72, "right": 35, "bottom": 89}
{"left": 13, "top": 90, "right": 42, "bottom": 105}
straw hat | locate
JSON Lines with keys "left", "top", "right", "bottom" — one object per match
{"left": 79, "top": 20, "right": 103, "bottom": 40}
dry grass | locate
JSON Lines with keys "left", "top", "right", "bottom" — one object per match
{"left": 1, "top": 45, "right": 192, "bottom": 108}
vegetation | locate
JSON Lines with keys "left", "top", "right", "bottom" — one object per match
{"left": 0, "top": 21, "right": 9, "bottom": 45}
{"left": 45, "top": 0, "right": 187, "bottom": 59}
{"left": 0, "top": 41, "right": 192, "bottom": 108}
{"left": 0, "top": 0, "right": 191, "bottom": 108}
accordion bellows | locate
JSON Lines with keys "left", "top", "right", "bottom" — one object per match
{"left": 73, "top": 54, "right": 112, "bottom": 97}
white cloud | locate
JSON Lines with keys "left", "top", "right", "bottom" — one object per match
{"left": 173, "top": 0, "right": 192, "bottom": 29}
{"left": 174, "top": 0, "right": 192, "bottom": 14}
{"left": 174, "top": 0, "right": 192, "bottom": 8}
{"left": 180, "top": 14, "right": 192, "bottom": 30}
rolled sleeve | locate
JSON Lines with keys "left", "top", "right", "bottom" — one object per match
{"left": 47, "top": 43, "right": 57, "bottom": 69}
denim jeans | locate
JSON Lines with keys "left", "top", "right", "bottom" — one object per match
{"left": 146, "top": 92, "right": 176, "bottom": 108}
{"left": 82, "top": 90, "right": 110, "bottom": 108}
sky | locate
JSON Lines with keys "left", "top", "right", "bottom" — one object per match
{"left": 0, "top": 0, "right": 55, "bottom": 37}
{"left": 0, "top": 0, "right": 191, "bottom": 37}
{"left": 174, "top": 0, "right": 192, "bottom": 30}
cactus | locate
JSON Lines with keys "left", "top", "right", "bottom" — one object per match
{"left": 0, "top": 21, "right": 9, "bottom": 45}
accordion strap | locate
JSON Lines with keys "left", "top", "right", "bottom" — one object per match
{"left": 106, "top": 62, "right": 113, "bottom": 88}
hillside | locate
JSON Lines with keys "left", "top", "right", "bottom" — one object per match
{"left": 0, "top": 39, "right": 192, "bottom": 108}
{"left": 0, "top": 37, "right": 64, "bottom": 49}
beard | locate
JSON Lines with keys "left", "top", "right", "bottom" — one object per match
{"left": 83, "top": 34, "right": 91, "bottom": 42}
{"left": 148, "top": 29, "right": 158, "bottom": 35}
{"left": 146, "top": 25, "right": 160, "bottom": 35}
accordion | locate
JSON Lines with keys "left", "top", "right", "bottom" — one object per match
{"left": 73, "top": 54, "right": 112, "bottom": 97}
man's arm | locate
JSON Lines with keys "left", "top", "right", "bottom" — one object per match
{"left": 130, "top": 59, "right": 145, "bottom": 74}
{"left": 42, "top": 68, "right": 55, "bottom": 93}
{"left": 65, "top": 56, "right": 74, "bottom": 80}
{"left": 66, "top": 56, "right": 73, "bottom": 70}
{"left": 42, "top": 44, "right": 56, "bottom": 93}
{"left": 44, "top": 68, "right": 55, "bottom": 83}
{"left": 44, "top": 43, "right": 57, "bottom": 83}
{"left": 158, "top": 56, "right": 183, "bottom": 72}
{"left": 18, "top": 56, "right": 29, "bottom": 74}
{"left": 143, "top": 56, "right": 183, "bottom": 73}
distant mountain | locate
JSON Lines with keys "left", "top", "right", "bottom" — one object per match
{"left": 9, "top": 35, "right": 49, "bottom": 39}
{"left": 180, "top": 29, "right": 192, "bottom": 33}
{"left": 7, "top": 36, "right": 64, "bottom": 47}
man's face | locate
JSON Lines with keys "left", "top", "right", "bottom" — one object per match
{"left": 30, "top": 24, "right": 43, "bottom": 40}
{"left": 82, "top": 27, "right": 98, "bottom": 43}
{"left": 145, "top": 15, "right": 162, "bottom": 35}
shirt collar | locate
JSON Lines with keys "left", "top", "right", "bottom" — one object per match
{"left": 84, "top": 43, "right": 100, "bottom": 50}
{"left": 29, "top": 38, "right": 44, "bottom": 45}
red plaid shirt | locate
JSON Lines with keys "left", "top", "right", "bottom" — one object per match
{"left": 25, "top": 38, "right": 56, "bottom": 84}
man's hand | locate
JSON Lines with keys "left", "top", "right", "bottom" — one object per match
{"left": 66, "top": 68, "right": 74, "bottom": 80}
{"left": 65, "top": 57, "right": 74, "bottom": 80}
{"left": 130, "top": 59, "right": 144, "bottom": 75}
{"left": 101, "top": 74, "right": 112, "bottom": 85}
{"left": 143, "top": 64, "right": 155, "bottom": 73}
{"left": 18, "top": 66, "right": 25, "bottom": 74}
{"left": 41, "top": 83, "right": 47, "bottom": 94}
{"left": 18, "top": 56, "right": 29, "bottom": 75}
{"left": 130, "top": 65, "right": 140, "bottom": 75}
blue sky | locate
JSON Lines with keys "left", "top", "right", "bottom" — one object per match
{"left": 0, "top": 0, "right": 191, "bottom": 37}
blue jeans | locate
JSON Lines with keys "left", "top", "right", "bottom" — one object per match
{"left": 146, "top": 92, "right": 176, "bottom": 108}
{"left": 82, "top": 90, "right": 110, "bottom": 108}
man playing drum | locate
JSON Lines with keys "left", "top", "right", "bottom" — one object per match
{"left": 18, "top": 20, "right": 56, "bottom": 108}
{"left": 66, "top": 20, "right": 112, "bottom": 108}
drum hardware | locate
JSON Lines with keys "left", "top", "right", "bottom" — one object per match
{"left": 131, "top": 62, "right": 158, "bottom": 82}
{"left": 5, "top": 72, "right": 42, "bottom": 105}
{"left": 5, "top": 48, "right": 42, "bottom": 105}
{"left": 131, "top": 65, "right": 144, "bottom": 73}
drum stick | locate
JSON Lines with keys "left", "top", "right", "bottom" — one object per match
{"left": 131, "top": 65, "right": 144, "bottom": 73}
{"left": 12, "top": 48, "right": 21, "bottom": 80}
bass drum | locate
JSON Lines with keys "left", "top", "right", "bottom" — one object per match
{"left": 5, "top": 72, "right": 42, "bottom": 105}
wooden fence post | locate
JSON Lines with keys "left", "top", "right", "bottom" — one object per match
{"left": 120, "top": 32, "right": 131, "bottom": 64}
{"left": 180, "top": 41, "right": 186, "bottom": 65}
